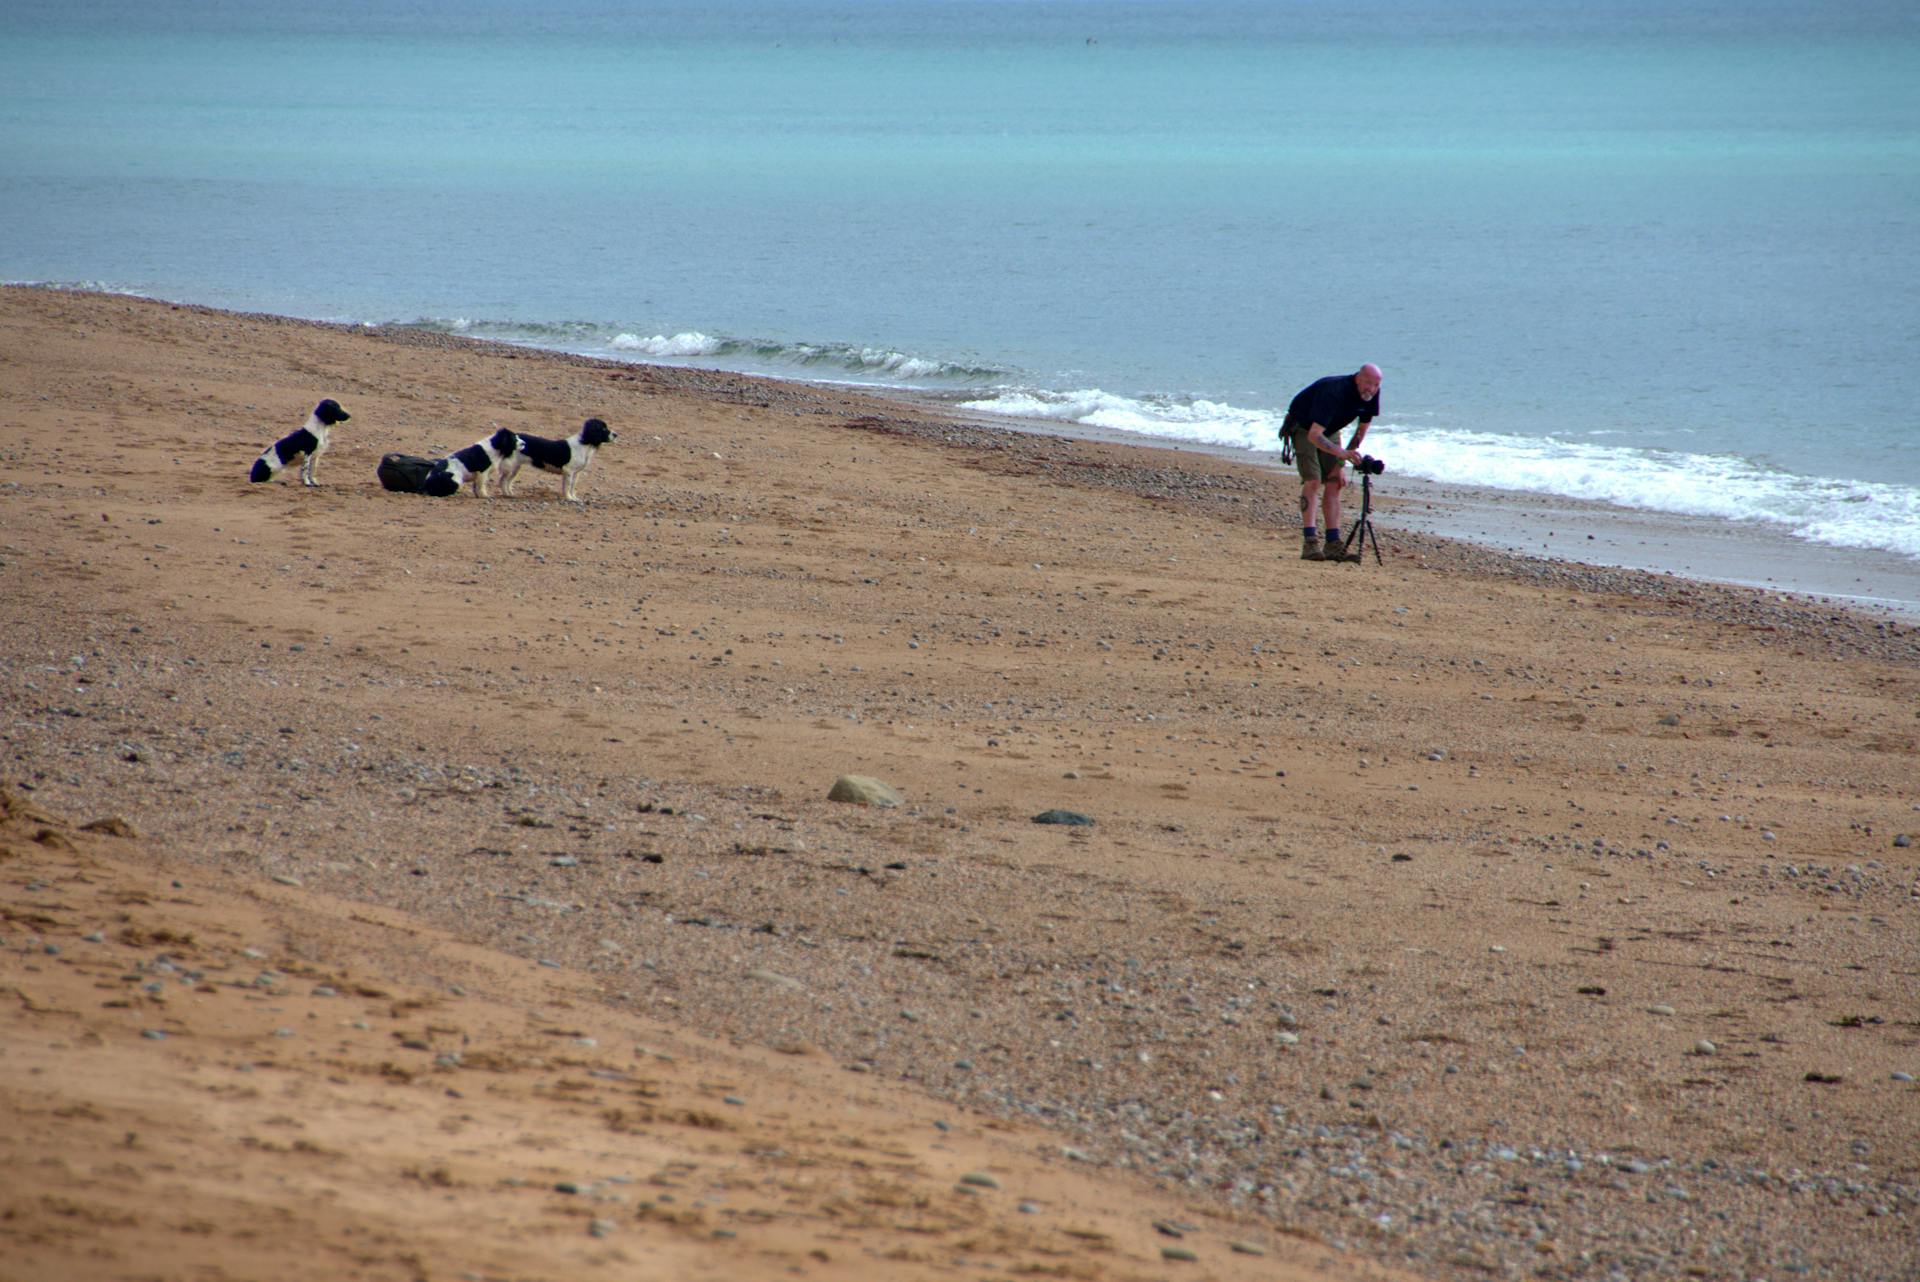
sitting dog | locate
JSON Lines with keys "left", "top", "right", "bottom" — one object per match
{"left": 249, "top": 398, "right": 350, "bottom": 486}
{"left": 500, "top": 417, "right": 616, "bottom": 502}
{"left": 422, "top": 427, "right": 521, "bottom": 498}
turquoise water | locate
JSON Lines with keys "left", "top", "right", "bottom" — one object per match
{"left": 5, "top": 1, "right": 1918, "bottom": 560}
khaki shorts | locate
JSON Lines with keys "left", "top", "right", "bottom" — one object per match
{"left": 1291, "top": 426, "right": 1345, "bottom": 483}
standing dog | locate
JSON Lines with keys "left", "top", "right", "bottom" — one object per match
{"left": 500, "top": 418, "right": 616, "bottom": 502}
{"left": 422, "top": 427, "right": 521, "bottom": 498}
{"left": 249, "top": 398, "right": 350, "bottom": 486}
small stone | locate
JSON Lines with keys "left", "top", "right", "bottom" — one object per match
{"left": 1694, "top": 1040, "right": 1717, "bottom": 1055}
{"left": 588, "top": 1218, "right": 615, "bottom": 1238}
{"left": 958, "top": 1172, "right": 1001, "bottom": 1190}
{"left": 1161, "top": 1246, "right": 1199, "bottom": 1262}
{"left": 1275, "top": 1031, "right": 1299, "bottom": 1045}
{"left": 1018, "top": 1200, "right": 1040, "bottom": 1214}
{"left": 1032, "top": 809, "right": 1095, "bottom": 826}
{"left": 748, "top": 968, "right": 805, "bottom": 991}
{"left": 312, "top": 985, "right": 337, "bottom": 997}
{"left": 271, "top": 874, "right": 302, "bottom": 886}
{"left": 1891, "top": 1072, "right": 1914, "bottom": 1083}
{"left": 1230, "top": 1240, "right": 1268, "bottom": 1256}
{"left": 141, "top": 1029, "right": 166, "bottom": 1040}
{"left": 826, "top": 775, "right": 903, "bottom": 807}
{"left": 1894, "top": 835, "right": 1911, "bottom": 848}
{"left": 723, "top": 1095, "right": 745, "bottom": 1107}
{"left": 1649, "top": 1004, "right": 1676, "bottom": 1017}
{"left": 83, "top": 931, "right": 105, "bottom": 943}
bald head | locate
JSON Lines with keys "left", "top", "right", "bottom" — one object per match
{"left": 1357, "top": 363, "right": 1382, "bottom": 399}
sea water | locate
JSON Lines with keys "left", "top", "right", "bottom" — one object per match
{"left": 4, "top": 0, "right": 1917, "bottom": 566}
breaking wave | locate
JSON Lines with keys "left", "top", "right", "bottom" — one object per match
{"left": 395, "top": 316, "right": 1007, "bottom": 385}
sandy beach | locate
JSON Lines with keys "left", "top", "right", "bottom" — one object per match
{"left": 2, "top": 286, "right": 1916, "bottom": 1282}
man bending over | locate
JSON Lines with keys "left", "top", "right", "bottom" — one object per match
{"left": 1282, "top": 364, "right": 1382, "bottom": 562}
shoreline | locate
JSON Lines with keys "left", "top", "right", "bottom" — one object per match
{"left": 16, "top": 283, "right": 1918, "bottom": 618}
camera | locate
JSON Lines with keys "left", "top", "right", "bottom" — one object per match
{"left": 1354, "top": 454, "right": 1386, "bottom": 476}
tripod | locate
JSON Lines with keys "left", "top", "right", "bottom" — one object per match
{"left": 1337, "top": 472, "right": 1383, "bottom": 566}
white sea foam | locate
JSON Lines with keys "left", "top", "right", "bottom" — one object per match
{"left": 610, "top": 330, "right": 725, "bottom": 357}
{"left": 854, "top": 348, "right": 947, "bottom": 378}
{"left": 961, "top": 387, "right": 1920, "bottom": 562}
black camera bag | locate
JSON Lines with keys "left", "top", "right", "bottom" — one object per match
{"left": 377, "top": 452, "right": 437, "bottom": 493}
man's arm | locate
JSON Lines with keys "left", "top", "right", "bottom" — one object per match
{"left": 1350, "top": 419, "right": 1370, "bottom": 454}
{"left": 1305, "top": 423, "right": 1362, "bottom": 463}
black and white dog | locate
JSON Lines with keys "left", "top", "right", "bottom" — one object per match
{"left": 500, "top": 417, "right": 617, "bottom": 502}
{"left": 422, "top": 427, "right": 521, "bottom": 498}
{"left": 249, "top": 398, "right": 351, "bottom": 486}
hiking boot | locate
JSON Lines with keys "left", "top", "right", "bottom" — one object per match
{"left": 1326, "top": 537, "right": 1362, "bottom": 563}
{"left": 1300, "top": 535, "right": 1324, "bottom": 561}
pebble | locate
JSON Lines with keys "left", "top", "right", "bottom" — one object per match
{"left": 1649, "top": 1004, "right": 1676, "bottom": 1017}
{"left": 1230, "top": 1240, "right": 1268, "bottom": 1256}
{"left": 83, "top": 931, "right": 105, "bottom": 943}
{"left": 1161, "top": 1246, "right": 1198, "bottom": 1262}
{"left": 1018, "top": 1200, "right": 1041, "bottom": 1214}
{"left": 959, "top": 1172, "right": 1001, "bottom": 1190}
{"left": 1892, "top": 1072, "right": 1914, "bottom": 1083}
{"left": 1694, "top": 1040, "right": 1717, "bottom": 1055}
{"left": 588, "top": 1219, "right": 615, "bottom": 1238}
{"left": 271, "top": 874, "right": 302, "bottom": 886}
{"left": 141, "top": 1029, "right": 166, "bottom": 1040}
{"left": 826, "top": 774, "right": 903, "bottom": 807}
{"left": 1032, "top": 809, "right": 1095, "bottom": 826}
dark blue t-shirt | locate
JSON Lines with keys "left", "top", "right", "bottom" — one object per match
{"left": 1285, "top": 375, "right": 1379, "bottom": 435}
